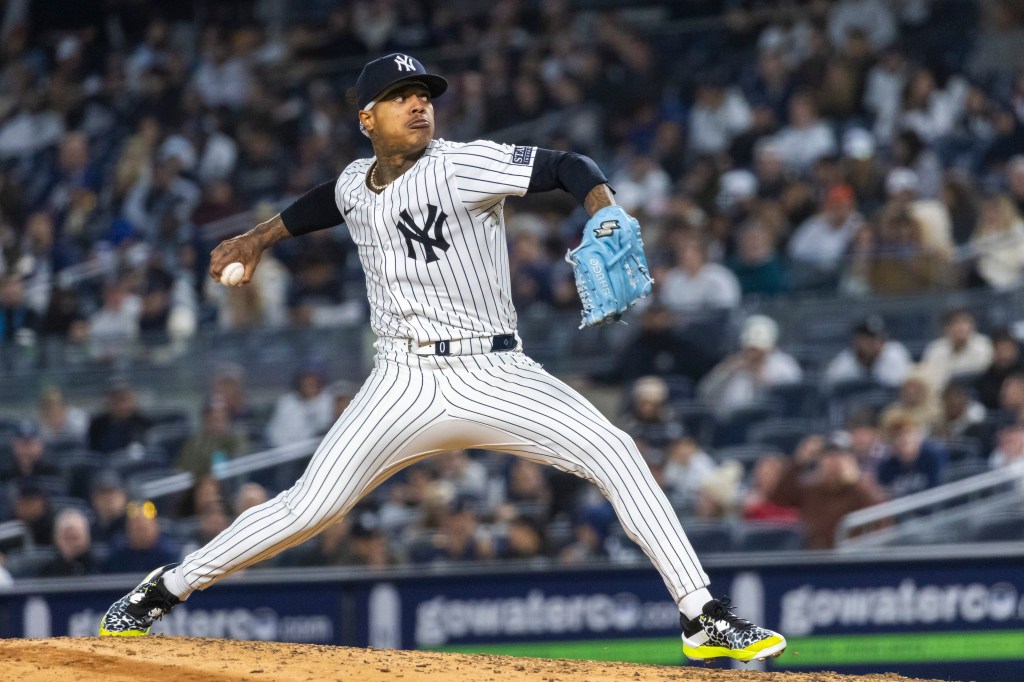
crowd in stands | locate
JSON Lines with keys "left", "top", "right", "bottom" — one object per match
{"left": 3, "top": 0, "right": 1024, "bottom": 578}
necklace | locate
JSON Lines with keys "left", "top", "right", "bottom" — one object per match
{"left": 368, "top": 162, "right": 389, "bottom": 192}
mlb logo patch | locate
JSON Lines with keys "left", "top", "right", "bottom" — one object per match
{"left": 512, "top": 146, "right": 533, "bottom": 165}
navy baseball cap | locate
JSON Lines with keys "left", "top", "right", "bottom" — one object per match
{"left": 355, "top": 53, "right": 448, "bottom": 110}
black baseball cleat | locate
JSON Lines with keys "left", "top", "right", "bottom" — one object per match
{"left": 681, "top": 597, "right": 787, "bottom": 662}
{"left": 99, "top": 564, "right": 181, "bottom": 637}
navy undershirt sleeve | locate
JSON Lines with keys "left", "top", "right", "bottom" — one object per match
{"left": 280, "top": 180, "right": 344, "bottom": 236}
{"left": 527, "top": 148, "right": 610, "bottom": 205}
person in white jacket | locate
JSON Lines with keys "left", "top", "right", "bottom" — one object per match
{"left": 919, "top": 308, "right": 994, "bottom": 391}
{"left": 826, "top": 315, "right": 912, "bottom": 388}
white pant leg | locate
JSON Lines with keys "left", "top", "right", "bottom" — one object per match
{"left": 176, "top": 362, "right": 450, "bottom": 592}
{"left": 439, "top": 353, "right": 710, "bottom": 604}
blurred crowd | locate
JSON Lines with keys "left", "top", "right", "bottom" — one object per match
{"left": 4, "top": 0, "right": 1024, "bottom": 578}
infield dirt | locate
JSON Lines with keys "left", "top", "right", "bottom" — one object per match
{"left": 0, "top": 637, "right": 944, "bottom": 682}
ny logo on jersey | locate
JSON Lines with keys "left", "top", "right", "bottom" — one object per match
{"left": 594, "top": 219, "right": 621, "bottom": 238}
{"left": 394, "top": 54, "right": 416, "bottom": 72}
{"left": 397, "top": 204, "right": 451, "bottom": 262}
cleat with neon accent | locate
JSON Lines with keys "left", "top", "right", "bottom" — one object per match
{"left": 681, "top": 597, "right": 787, "bottom": 662}
{"left": 99, "top": 564, "right": 181, "bottom": 637}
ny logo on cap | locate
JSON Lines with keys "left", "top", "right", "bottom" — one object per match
{"left": 394, "top": 54, "right": 416, "bottom": 72}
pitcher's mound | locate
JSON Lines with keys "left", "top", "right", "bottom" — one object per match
{"left": 0, "top": 637, "right": 940, "bottom": 682}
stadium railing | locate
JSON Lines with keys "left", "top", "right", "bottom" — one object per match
{"left": 834, "top": 460, "right": 1024, "bottom": 548}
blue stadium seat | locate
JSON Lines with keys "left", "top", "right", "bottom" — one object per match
{"left": 969, "top": 513, "right": 1024, "bottom": 543}
{"left": 680, "top": 522, "right": 733, "bottom": 554}
{"left": 749, "top": 419, "right": 823, "bottom": 455}
{"left": 713, "top": 401, "right": 779, "bottom": 447}
{"left": 5, "top": 546, "right": 58, "bottom": 578}
{"left": 735, "top": 522, "right": 804, "bottom": 552}
{"left": 766, "top": 381, "right": 823, "bottom": 419}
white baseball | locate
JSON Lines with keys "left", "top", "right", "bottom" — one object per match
{"left": 220, "top": 262, "right": 246, "bottom": 286}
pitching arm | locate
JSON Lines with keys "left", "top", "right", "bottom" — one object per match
{"left": 526, "top": 149, "right": 612, "bottom": 214}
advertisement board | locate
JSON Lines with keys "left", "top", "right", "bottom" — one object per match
{"left": 1, "top": 550, "right": 1022, "bottom": 681}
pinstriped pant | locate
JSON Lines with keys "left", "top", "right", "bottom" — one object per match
{"left": 178, "top": 339, "right": 710, "bottom": 603}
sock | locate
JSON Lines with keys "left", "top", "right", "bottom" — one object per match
{"left": 679, "top": 587, "right": 714, "bottom": 621}
{"left": 161, "top": 566, "right": 194, "bottom": 601}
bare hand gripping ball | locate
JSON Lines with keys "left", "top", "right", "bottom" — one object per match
{"left": 220, "top": 262, "right": 246, "bottom": 286}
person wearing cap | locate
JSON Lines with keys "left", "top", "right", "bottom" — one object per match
{"left": 0, "top": 420, "right": 60, "bottom": 484}
{"left": 884, "top": 166, "right": 954, "bottom": 261}
{"left": 105, "top": 53, "right": 787, "bottom": 662}
{"left": 787, "top": 183, "right": 864, "bottom": 284}
{"left": 89, "top": 471, "right": 128, "bottom": 544}
{"left": 698, "top": 314, "right": 802, "bottom": 418}
{"left": 87, "top": 380, "right": 153, "bottom": 454}
{"left": 824, "top": 315, "right": 912, "bottom": 388}
{"left": 11, "top": 479, "right": 54, "bottom": 546}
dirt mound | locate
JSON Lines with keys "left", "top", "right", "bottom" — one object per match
{"left": 0, "top": 637, "right": 939, "bottom": 682}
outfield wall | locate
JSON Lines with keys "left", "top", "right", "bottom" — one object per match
{"left": 2, "top": 546, "right": 1023, "bottom": 681}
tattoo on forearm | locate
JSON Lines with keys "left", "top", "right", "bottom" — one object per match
{"left": 584, "top": 184, "right": 615, "bottom": 216}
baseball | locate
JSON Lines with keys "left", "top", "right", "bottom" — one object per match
{"left": 220, "top": 262, "right": 245, "bottom": 286}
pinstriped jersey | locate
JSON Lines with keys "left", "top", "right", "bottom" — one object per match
{"left": 334, "top": 138, "right": 537, "bottom": 344}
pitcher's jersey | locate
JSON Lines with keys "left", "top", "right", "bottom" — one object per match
{"left": 334, "top": 138, "right": 537, "bottom": 343}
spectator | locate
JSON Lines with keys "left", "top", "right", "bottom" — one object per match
{"left": 852, "top": 206, "right": 950, "bottom": 295}
{"left": 0, "top": 420, "right": 59, "bottom": 484}
{"left": 0, "top": 274, "right": 38, "bottom": 346}
{"left": 433, "top": 450, "right": 487, "bottom": 501}
{"left": 35, "top": 386, "right": 89, "bottom": 445}
{"left": 504, "top": 460, "right": 552, "bottom": 517}
{"left": 996, "top": 372, "right": 1024, "bottom": 424}
{"left": 824, "top": 315, "right": 912, "bottom": 388}
{"left": 608, "top": 151, "right": 672, "bottom": 217}
{"left": 770, "top": 436, "right": 883, "bottom": 549}
{"left": 38, "top": 509, "right": 96, "bottom": 577}
{"left": 265, "top": 362, "right": 334, "bottom": 448}
{"left": 698, "top": 314, "right": 802, "bottom": 417}
{"left": 845, "top": 407, "right": 887, "bottom": 478}
{"left": 827, "top": 0, "right": 897, "bottom": 51}
{"left": 89, "top": 471, "right": 128, "bottom": 544}
{"left": 863, "top": 47, "right": 908, "bottom": 143}
{"left": 884, "top": 168, "right": 954, "bottom": 260}
{"left": 742, "top": 454, "right": 799, "bottom": 523}
{"left": 693, "top": 460, "right": 743, "bottom": 520}
{"left": 932, "top": 381, "right": 987, "bottom": 440}
{"left": 898, "top": 68, "right": 967, "bottom": 147}
{"left": 103, "top": 500, "right": 179, "bottom": 574}
{"left": 591, "top": 305, "right": 719, "bottom": 386}
{"left": 175, "top": 397, "right": 249, "bottom": 476}
{"left": 919, "top": 308, "right": 994, "bottom": 391}
{"left": 881, "top": 367, "right": 942, "bottom": 433}
{"left": 232, "top": 482, "right": 268, "bottom": 517}
{"left": 968, "top": 194, "right": 1024, "bottom": 290}
{"left": 770, "top": 92, "right": 837, "bottom": 174}
{"left": 787, "top": 184, "right": 864, "bottom": 286}
{"left": 87, "top": 380, "right": 153, "bottom": 454}
{"left": 658, "top": 233, "right": 741, "bottom": 312}
{"left": 976, "top": 329, "right": 1024, "bottom": 410}
{"left": 87, "top": 279, "right": 140, "bottom": 363}
{"left": 180, "top": 503, "right": 232, "bottom": 558}
{"left": 621, "top": 376, "right": 684, "bottom": 458}
{"left": 413, "top": 498, "right": 493, "bottom": 563}
{"left": 661, "top": 437, "right": 716, "bottom": 513}
{"left": 557, "top": 514, "right": 609, "bottom": 565}
{"left": 989, "top": 421, "right": 1024, "bottom": 469}
{"left": 877, "top": 417, "right": 947, "bottom": 498}
{"left": 499, "top": 514, "right": 547, "bottom": 562}
{"left": 728, "top": 222, "right": 790, "bottom": 296}
{"left": 11, "top": 480, "right": 54, "bottom": 546}
{"left": 687, "top": 78, "right": 752, "bottom": 157}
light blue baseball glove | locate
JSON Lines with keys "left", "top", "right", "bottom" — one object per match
{"left": 565, "top": 206, "right": 654, "bottom": 329}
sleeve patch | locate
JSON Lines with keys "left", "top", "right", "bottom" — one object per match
{"left": 512, "top": 146, "right": 533, "bottom": 165}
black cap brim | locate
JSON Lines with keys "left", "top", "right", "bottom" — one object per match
{"left": 366, "top": 74, "right": 448, "bottom": 108}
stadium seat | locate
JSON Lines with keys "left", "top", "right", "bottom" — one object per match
{"left": 712, "top": 445, "right": 783, "bottom": 474}
{"left": 734, "top": 522, "right": 804, "bottom": 552}
{"left": 713, "top": 401, "right": 779, "bottom": 447}
{"left": 673, "top": 402, "right": 716, "bottom": 448}
{"left": 680, "top": 521, "right": 733, "bottom": 554}
{"left": 765, "top": 381, "right": 823, "bottom": 419}
{"left": 5, "top": 546, "right": 58, "bottom": 578}
{"left": 969, "top": 512, "right": 1024, "bottom": 543}
{"left": 749, "top": 419, "right": 822, "bottom": 455}
{"left": 936, "top": 438, "right": 984, "bottom": 465}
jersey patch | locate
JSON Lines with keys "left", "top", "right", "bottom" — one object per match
{"left": 512, "top": 146, "right": 533, "bottom": 166}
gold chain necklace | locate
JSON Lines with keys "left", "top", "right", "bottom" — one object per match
{"left": 368, "top": 162, "right": 390, "bottom": 192}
